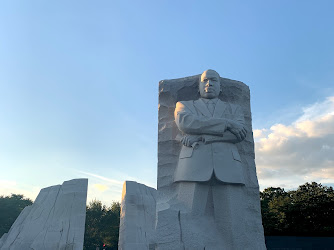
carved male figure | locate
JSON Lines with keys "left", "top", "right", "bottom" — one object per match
{"left": 174, "top": 69, "right": 248, "bottom": 244}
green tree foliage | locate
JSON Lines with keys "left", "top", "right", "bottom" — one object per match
{"left": 261, "top": 182, "right": 334, "bottom": 236}
{"left": 260, "top": 187, "right": 288, "bottom": 235}
{"left": 84, "top": 200, "right": 120, "bottom": 250}
{"left": 0, "top": 194, "right": 33, "bottom": 237}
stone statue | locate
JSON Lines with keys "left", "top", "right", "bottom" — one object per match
{"left": 174, "top": 69, "right": 247, "bottom": 184}
{"left": 155, "top": 69, "right": 266, "bottom": 250}
{"left": 167, "top": 69, "right": 262, "bottom": 249}
{"left": 118, "top": 70, "right": 266, "bottom": 250}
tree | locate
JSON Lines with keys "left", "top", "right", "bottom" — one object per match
{"left": 0, "top": 194, "right": 33, "bottom": 237}
{"left": 260, "top": 182, "right": 334, "bottom": 236}
{"left": 84, "top": 200, "right": 121, "bottom": 250}
{"left": 260, "top": 187, "right": 289, "bottom": 235}
{"left": 285, "top": 182, "right": 334, "bottom": 236}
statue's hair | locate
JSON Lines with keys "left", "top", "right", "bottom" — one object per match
{"left": 202, "top": 69, "right": 220, "bottom": 78}
{"left": 199, "top": 69, "right": 221, "bottom": 82}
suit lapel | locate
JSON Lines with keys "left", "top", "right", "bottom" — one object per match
{"left": 194, "top": 99, "right": 212, "bottom": 117}
{"left": 213, "top": 100, "right": 228, "bottom": 118}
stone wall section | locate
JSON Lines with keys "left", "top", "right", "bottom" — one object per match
{"left": 0, "top": 179, "right": 88, "bottom": 250}
{"left": 118, "top": 181, "right": 156, "bottom": 250}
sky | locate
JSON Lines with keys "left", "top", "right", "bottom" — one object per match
{"left": 0, "top": 1, "right": 334, "bottom": 205}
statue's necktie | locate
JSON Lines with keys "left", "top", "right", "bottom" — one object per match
{"left": 207, "top": 100, "right": 215, "bottom": 115}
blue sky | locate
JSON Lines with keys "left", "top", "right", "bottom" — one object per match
{"left": 1, "top": 1, "right": 334, "bottom": 204}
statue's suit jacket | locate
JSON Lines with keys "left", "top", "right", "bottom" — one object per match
{"left": 174, "top": 98, "right": 245, "bottom": 184}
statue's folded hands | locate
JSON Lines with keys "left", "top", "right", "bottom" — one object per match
{"left": 180, "top": 134, "right": 202, "bottom": 147}
{"left": 227, "top": 121, "right": 247, "bottom": 141}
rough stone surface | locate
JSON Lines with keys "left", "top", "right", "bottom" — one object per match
{"left": 0, "top": 234, "right": 8, "bottom": 248}
{"left": 118, "top": 181, "right": 157, "bottom": 250}
{"left": 0, "top": 179, "right": 88, "bottom": 250}
{"left": 156, "top": 74, "right": 266, "bottom": 249}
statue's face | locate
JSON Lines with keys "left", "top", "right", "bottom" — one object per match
{"left": 199, "top": 70, "right": 221, "bottom": 99}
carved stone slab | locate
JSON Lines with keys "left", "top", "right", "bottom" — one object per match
{"left": 0, "top": 179, "right": 88, "bottom": 250}
{"left": 118, "top": 181, "right": 156, "bottom": 250}
{"left": 156, "top": 75, "right": 266, "bottom": 249}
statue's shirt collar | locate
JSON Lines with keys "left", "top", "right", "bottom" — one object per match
{"left": 200, "top": 98, "right": 219, "bottom": 105}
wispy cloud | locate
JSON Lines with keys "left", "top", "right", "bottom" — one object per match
{"left": 77, "top": 170, "right": 124, "bottom": 204}
{"left": 296, "top": 96, "right": 334, "bottom": 122}
{"left": 78, "top": 171, "right": 123, "bottom": 185}
{"left": 255, "top": 96, "right": 334, "bottom": 190}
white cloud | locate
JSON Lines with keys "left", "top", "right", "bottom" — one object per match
{"left": 93, "top": 183, "right": 109, "bottom": 192}
{"left": 255, "top": 96, "right": 334, "bottom": 190}
{"left": 0, "top": 180, "right": 40, "bottom": 201}
{"left": 296, "top": 96, "right": 334, "bottom": 122}
{"left": 253, "top": 129, "right": 268, "bottom": 140}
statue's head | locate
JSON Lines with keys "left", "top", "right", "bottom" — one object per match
{"left": 199, "top": 69, "right": 221, "bottom": 99}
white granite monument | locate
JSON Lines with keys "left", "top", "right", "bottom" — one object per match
{"left": 119, "top": 70, "right": 266, "bottom": 250}
{"left": 118, "top": 181, "right": 156, "bottom": 250}
{"left": 0, "top": 179, "right": 88, "bottom": 250}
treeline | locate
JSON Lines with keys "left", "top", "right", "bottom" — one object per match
{"left": 0, "top": 194, "right": 33, "bottom": 237}
{"left": 261, "top": 182, "right": 334, "bottom": 236}
{"left": 1, "top": 182, "right": 334, "bottom": 249}
{"left": 84, "top": 200, "right": 120, "bottom": 250}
